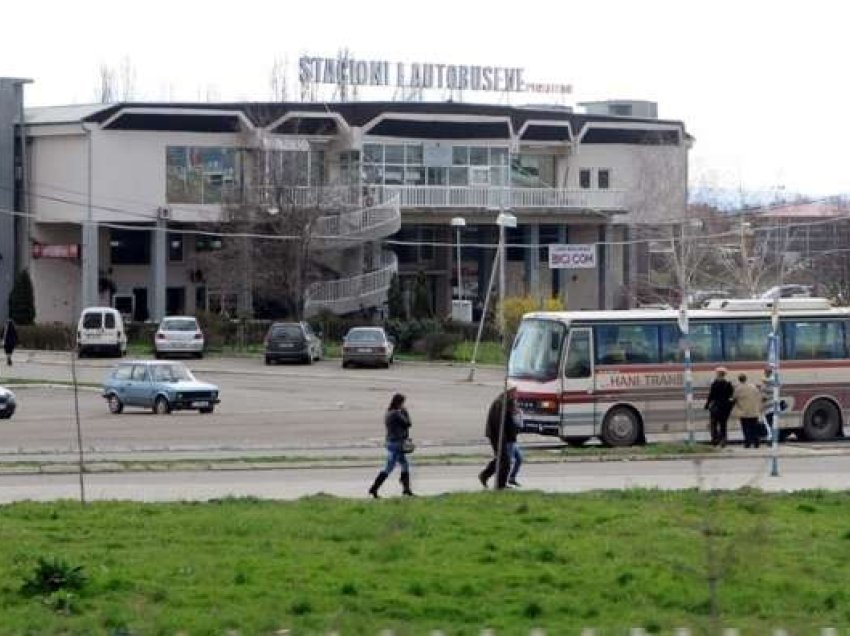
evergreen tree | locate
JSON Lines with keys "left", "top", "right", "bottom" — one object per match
{"left": 412, "top": 270, "right": 432, "bottom": 319}
{"left": 387, "top": 272, "right": 404, "bottom": 319}
{"left": 8, "top": 269, "right": 35, "bottom": 325}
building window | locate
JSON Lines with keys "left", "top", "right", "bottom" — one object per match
{"left": 598, "top": 169, "right": 611, "bottom": 189}
{"left": 579, "top": 169, "right": 592, "bottom": 189}
{"left": 166, "top": 146, "right": 241, "bottom": 204}
{"left": 195, "top": 236, "right": 223, "bottom": 252}
{"left": 110, "top": 229, "right": 150, "bottom": 265}
{"left": 338, "top": 150, "right": 361, "bottom": 185}
{"left": 511, "top": 154, "right": 556, "bottom": 188}
{"left": 168, "top": 233, "right": 184, "bottom": 263}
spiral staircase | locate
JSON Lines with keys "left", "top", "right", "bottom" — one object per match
{"left": 304, "top": 197, "right": 401, "bottom": 317}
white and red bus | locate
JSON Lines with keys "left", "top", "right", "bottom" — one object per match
{"left": 508, "top": 297, "right": 850, "bottom": 446}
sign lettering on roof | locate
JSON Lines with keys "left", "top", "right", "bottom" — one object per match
{"left": 298, "top": 56, "right": 572, "bottom": 95}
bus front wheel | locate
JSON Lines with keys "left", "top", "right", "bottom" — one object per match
{"left": 801, "top": 399, "right": 841, "bottom": 441}
{"left": 601, "top": 407, "right": 641, "bottom": 447}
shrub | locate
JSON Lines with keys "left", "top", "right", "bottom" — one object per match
{"left": 499, "top": 296, "right": 564, "bottom": 341}
{"left": 8, "top": 269, "right": 36, "bottom": 325}
{"left": 16, "top": 324, "right": 73, "bottom": 351}
{"left": 387, "top": 272, "right": 404, "bottom": 320}
{"left": 416, "top": 331, "right": 461, "bottom": 360}
{"left": 385, "top": 318, "right": 442, "bottom": 352}
{"left": 20, "top": 557, "right": 87, "bottom": 597}
{"left": 411, "top": 270, "right": 431, "bottom": 319}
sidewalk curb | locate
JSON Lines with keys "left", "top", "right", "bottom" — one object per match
{"left": 1, "top": 446, "right": 847, "bottom": 476}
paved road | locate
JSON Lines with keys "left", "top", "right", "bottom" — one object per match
{"left": 1, "top": 455, "right": 848, "bottom": 503}
{"left": 0, "top": 350, "right": 507, "bottom": 458}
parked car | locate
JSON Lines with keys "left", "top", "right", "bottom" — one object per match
{"left": 758, "top": 284, "right": 814, "bottom": 299}
{"left": 341, "top": 327, "right": 395, "bottom": 368}
{"left": 102, "top": 360, "right": 220, "bottom": 415}
{"left": 263, "top": 322, "right": 322, "bottom": 365}
{"left": 77, "top": 307, "right": 127, "bottom": 357}
{"left": 0, "top": 386, "right": 16, "bottom": 419}
{"left": 155, "top": 316, "right": 205, "bottom": 359}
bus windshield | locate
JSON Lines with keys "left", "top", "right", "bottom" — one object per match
{"left": 509, "top": 319, "right": 566, "bottom": 381}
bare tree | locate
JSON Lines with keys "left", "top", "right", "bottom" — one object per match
{"left": 270, "top": 56, "right": 289, "bottom": 102}
{"left": 96, "top": 57, "right": 136, "bottom": 103}
{"left": 118, "top": 56, "right": 136, "bottom": 101}
{"left": 97, "top": 64, "right": 116, "bottom": 103}
{"left": 195, "top": 125, "right": 355, "bottom": 319}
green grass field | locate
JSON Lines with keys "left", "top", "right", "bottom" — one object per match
{"left": 1, "top": 491, "right": 849, "bottom": 634}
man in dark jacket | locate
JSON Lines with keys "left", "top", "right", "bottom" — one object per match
{"left": 2, "top": 319, "right": 17, "bottom": 366}
{"left": 704, "top": 366, "right": 734, "bottom": 446}
{"left": 478, "top": 388, "right": 518, "bottom": 489}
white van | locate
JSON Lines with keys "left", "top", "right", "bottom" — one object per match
{"left": 77, "top": 307, "right": 127, "bottom": 358}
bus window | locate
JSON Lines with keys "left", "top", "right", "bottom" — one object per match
{"left": 723, "top": 322, "right": 772, "bottom": 361}
{"left": 564, "top": 330, "right": 591, "bottom": 379}
{"left": 509, "top": 319, "right": 566, "bottom": 381}
{"left": 662, "top": 323, "right": 723, "bottom": 362}
{"left": 595, "top": 324, "right": 660, "bottom": 365}
{"left": 784, "top": 320, "right": 847, "bottom": 360}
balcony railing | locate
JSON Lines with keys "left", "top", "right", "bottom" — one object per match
{"left": 311, "top": 198, "right": 401, "bottom": 249}
{"left": 246, "top": 185, "right": 626, "bottom": 211}
{"left": 373, "top": 185, "right": 626, "bottom": 210}
{"left": 304, "top": 252, "right": 399, "bottom": 317}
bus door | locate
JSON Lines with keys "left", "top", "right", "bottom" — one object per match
{"left": 561, "top": 328, "right": 595, "bottom": 439}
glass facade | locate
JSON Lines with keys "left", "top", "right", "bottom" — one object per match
{"left": 362, "top": 142, "right": 509, "bottom": 187}
{"left": 166, "top": 147, "right": 241, "bottom": 204}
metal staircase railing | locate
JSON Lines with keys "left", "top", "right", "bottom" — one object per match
{"left": 311, "top": 198, "right": 401, "bottom": 249}
{"left": 304, "top": 252, "right": 398, "bottom": 317}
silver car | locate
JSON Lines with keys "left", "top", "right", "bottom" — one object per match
{"left": 341, "top": 327, "right": 395, "bottom": 368}
{"left": 0, "top": 386, "right": 16, "bottom": 419}
{"left": 155, "top": 316, "right": 205, "bottom": 359}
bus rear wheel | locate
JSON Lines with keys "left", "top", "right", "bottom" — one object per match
{"left": 801, "top": 399, "right": 841, "bottom": 441}
{"left": 601, "top": 407, "right": 641, "bottom": 447}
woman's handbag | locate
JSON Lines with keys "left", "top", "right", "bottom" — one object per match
{"left": 402, "top": 438, "right": 416, "bottom": 454}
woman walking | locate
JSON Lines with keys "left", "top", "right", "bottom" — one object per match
{"left": 368, "top": 393, "right": 414, "bottom": 498}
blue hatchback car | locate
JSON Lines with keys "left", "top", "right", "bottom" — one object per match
{"left": 102, "top": 360, "right": 220, "bottom": 415}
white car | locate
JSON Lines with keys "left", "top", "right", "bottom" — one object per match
{"left": 154, "top": 316, "right": 205, "bottom": 359}
{"left": 0, "top": 386, "right": 16, "bottom": 419}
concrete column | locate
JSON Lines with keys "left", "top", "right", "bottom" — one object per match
{"left": 524, "top": 223, "right": 540, "bottom": 300}
{"left": 151, "top": 219, "right": 167, "bottom": 321}
{"left": 557, "top": 224, "right": 568, "bottom": 303}
{"left": 0, "top": 78, "right": 27, "bottom": 321}
{"left": 80, "top": 222, "right": 99, "bottom": 310}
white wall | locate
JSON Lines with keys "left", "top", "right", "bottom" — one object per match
{"left": 567, "top": 142, "right": 687, "bottom": 222}
{"left": 29, "top": 224, "right": 82, "bottom": 324}
{"left": 29, "top": 128, "right": 244, "bottom": 224}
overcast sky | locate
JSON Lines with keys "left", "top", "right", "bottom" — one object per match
{"left": 2, "top": 0, "right": 845, "bottom": 197}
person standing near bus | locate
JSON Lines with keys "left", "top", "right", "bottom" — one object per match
{"left": 732, "top": 373, "right": 763, "bottom": 448}
{"left": 760, "top": 367, "right": 776, "bottom": 440}
{"left": 479, "top": 388, "right": 518, "bottom": 490}
{"left": 704, "top": 366, "right": 734, "bottom": 447}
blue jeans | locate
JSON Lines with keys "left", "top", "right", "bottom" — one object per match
{"left": 383, "top": 440, "right": 410, "bottom": 474}
{"left": 508, "top": 443, "right": 522, "bottom": 482}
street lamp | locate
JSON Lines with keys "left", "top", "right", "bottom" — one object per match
{"left": 466, "top": 210, "right": 517, "bottom": 383}
{"left": 496, "top": 212, "right": 517, "bottom": 338}
{"left": 450, "top": 217, "right": 466, "bottom": 301}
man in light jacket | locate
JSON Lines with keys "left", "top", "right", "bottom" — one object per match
{"left": 732, "top": 373, "right": 763, "bottom": 448}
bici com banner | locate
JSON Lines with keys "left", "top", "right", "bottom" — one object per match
{"left": 548, "top": 244, "right": 597, "bottom": 269}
